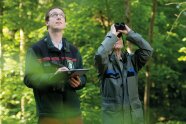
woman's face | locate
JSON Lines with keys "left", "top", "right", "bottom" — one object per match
{"left": 113, "top": 38, "right": 124, "bottom": 49}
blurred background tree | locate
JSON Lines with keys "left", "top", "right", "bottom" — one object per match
{"left": 0, "top": 0, "right": 186, "bottom": 124}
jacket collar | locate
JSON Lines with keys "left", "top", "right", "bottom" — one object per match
{"left": 109, "top": 51, "right": 122, "bottom": 72}
{"left": 109, "top": 51, "right": 116, "bottom": 62}
{"left": 44, "top": 33, "right": 70, "bottom": 52}
{"left": 109, "top": 50, "right": 128, "bottom": 65}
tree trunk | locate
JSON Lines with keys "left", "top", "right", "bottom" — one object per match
{"left": 105, "top": 0, "right": 111, "bottom": 27}
{"left": 124, "top": 0, "right": 132, "bottom": 53}
{"left": 144, "top": 0, "right": 157, "bottom": 124}
{"left": 0, "top": 1, "right": 3, "bottom": 124}
{"left": 19, "top": 28, "right": 25, "bottom": 77}
{"left": 99, "top": 10, "right": 108, "bottom": 35}
{"left": 19, "top": 2, "right": 26, "bottom": 123}
{"left": 0, "top": 0, "right": 3, "bottom": 81}
{"left": 20, "top": 96, "right": 25, "bottom": 122}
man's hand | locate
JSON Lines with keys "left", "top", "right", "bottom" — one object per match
{"left": 69, "top": 75, "right": 81, "bottom": 88}
{"left": 55, "top": 66, "right": 69, "bottom": 75}
{"left": 54, "top": 67, "right": 81, "bottom": 88}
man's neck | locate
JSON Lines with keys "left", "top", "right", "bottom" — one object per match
{"left": 48, "top": 29, "right": 63, "bottom": 44}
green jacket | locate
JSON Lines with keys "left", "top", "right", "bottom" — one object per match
{"left": 94, "top": 31, "right": 153, "bottom": 124}
{"left": 24, "top": 34, "right": 86, "bottom": 118}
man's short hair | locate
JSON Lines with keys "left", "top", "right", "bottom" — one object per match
{"left": 45, "top": 7, "right": 66, "bottom": 22}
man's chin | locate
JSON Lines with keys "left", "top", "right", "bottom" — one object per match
{"left": 52, "top": 28, "right": 63, "bottom": 32}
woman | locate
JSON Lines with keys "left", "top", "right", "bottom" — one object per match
{"left": 94, "top": 24, "right": 153, "bottom": 124}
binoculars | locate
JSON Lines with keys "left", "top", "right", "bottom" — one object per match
{"left": 114, "top": 22, "right": 126, "bottom": 37}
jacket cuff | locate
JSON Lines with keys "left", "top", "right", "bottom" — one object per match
{"left": 101, "top": 32, "right": 118, "bottom": 52}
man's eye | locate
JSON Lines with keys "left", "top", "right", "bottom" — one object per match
{"left": 53, "top": 13, "right": 58, "bottom": 16}
{"left": 59, "top": 14, "right": 64, "bottom": 17}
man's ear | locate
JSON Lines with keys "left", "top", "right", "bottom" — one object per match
{"left": 46, "top": 21, "right": 49, "bottom": 26}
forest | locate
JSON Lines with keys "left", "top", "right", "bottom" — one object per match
{"left": 0, "top": 0, "right": 186, "bottom": 124}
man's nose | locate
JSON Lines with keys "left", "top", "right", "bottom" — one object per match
{"left": 57, "top": 15, "right": 62, "bottom": 19}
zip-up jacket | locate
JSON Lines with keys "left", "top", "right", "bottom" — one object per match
{"left": 94, "top": 31, "right": 153, "bottom": 124}
{"left": 24, "top": 33, "right": 86, "bottom": 118}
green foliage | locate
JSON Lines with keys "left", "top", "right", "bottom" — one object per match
{"left": 150, "top": 64, "right": 181, "bottom": 107}
{"left": 156, "top": 121, "right": 186, "bottom": 124}
{"left": 1, "top": 70, "right": 36, "bottom": 124}
{"left": 79, "top": 83, "right": 101, "bottom": 123}
{"left": 178, "top": 47, "right": 186, "bottom": 61}
{"left": 1, "top": 0, "right": 186, "bottom": 124}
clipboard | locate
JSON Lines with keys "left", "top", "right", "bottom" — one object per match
{"left": 64, "top": 69, "right": 89, "bottom": 76}
{"left": 51, "top": 69, "right": 89, "bottom": 84}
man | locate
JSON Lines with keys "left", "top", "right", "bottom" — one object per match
{"left": 24, "top": 7, "right": 86, "bottom": 124}
{"left": 94, "top": 24, "right": 153, "bottom": 124}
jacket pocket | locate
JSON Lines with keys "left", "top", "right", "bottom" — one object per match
{"left": 102, "top": 99, "right": 122, "bottom": 112}
{"left": 102, "top": 101, "right": 123, "bottom": 124}
{"left": 127, "top": 67, "right": 136, "bottom": 77}
{"left": 101, "top": 77, "right": 121, "bottom": 98}
{"left": 127, "top": 76, "right": 138, "bottom": 98}
{"left": 104, "top": 69, "right": 120, "bottom": 79}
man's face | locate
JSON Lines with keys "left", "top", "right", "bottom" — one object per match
{"left": 113, "top": 38, "right": 124, "bottom": 49}
{"left": 46, "top": 8, "right": 66, "bottom": 30}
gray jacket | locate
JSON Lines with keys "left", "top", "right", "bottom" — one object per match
{"left": 94, "top": 31, "right": 153, "bottom": 124}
